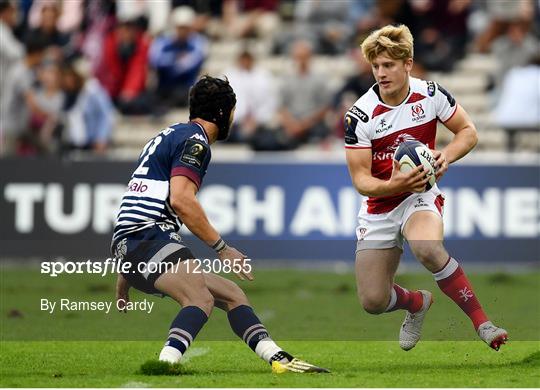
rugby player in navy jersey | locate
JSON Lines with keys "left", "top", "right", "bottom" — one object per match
{"left": 111, "top": 76, "right": 327, "bottom": 374}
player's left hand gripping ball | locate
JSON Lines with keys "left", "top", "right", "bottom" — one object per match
{"left": 432, "top": 150, "right": 448, "bottom": 180}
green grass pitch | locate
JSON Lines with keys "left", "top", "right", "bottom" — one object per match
{"left": 2, "top": 341, "right": 539, "bottom": 387}
{"left": 1, "top": 266, "right": 539, "bottom": 387}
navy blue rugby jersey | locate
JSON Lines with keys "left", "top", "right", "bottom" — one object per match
{"left": 112, "top": 122, "right": 211, "bottom": 243}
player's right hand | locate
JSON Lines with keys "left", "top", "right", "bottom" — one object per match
{"left": 390, "top": 160, "right": 430, "bottom": 193}
{"left": 218, "top": 246, "right": 254, "bottom": 281}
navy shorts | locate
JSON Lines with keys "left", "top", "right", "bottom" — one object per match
{"left": 111, "top": 223, "right": 194, "bottom": 295}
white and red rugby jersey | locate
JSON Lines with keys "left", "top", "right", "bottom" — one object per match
{"left": 345, "top": 77, "right": 458, "bottom": 214}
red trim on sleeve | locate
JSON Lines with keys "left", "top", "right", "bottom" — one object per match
{"left": 442, "top": 105, "right": 459, "bottom": 124}
{"left": 171, "top": 167, "right": 201, "bottom": 189}
{"left": 345, "top": 145, "right": 372, "bottom": 149}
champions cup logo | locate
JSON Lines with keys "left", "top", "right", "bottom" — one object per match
{"left": 345, "top": 115, "right": 353, "bottom": 129}
{"left": 411, "top": 104, "right": 426, "bottom": 122}
{"left": 189, "top": 143, "right": 204, "bottom": 156}
{"left": 128, "top": 180, "right": 148, "bottom": 193}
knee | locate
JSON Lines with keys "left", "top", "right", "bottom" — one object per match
{"left": 410, "top": 242, "right": 446, "bottom": 268}
{"left": 359, "top": 292, "right": 388, "bottom": 315}
{"left": 226, "top": 284, "right": 250, "bottom": 310}
{"left": 188, "top": 289, "right": 215, "bottom": 316}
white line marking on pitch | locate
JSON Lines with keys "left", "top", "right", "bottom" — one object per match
{"left": 122, "top": 381, "right": 150, "bottom": 387}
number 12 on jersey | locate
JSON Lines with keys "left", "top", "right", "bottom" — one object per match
{"left": 134, "top": 136, "right": 162, "bottom": 176}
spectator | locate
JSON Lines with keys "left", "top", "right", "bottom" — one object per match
{"left": 0, "top": 0, "right": 24, "bottom": 130}
{"left": 371, "top": 0, "right": 471, "bottom": 74}
{"left": 276, "top": 40, "right": 332, "bottom": 148}
{"left": 2, "top": 35, "right": 47, "bottom": 155}
{"left": 224, "top": 50, "right": 278, "bottom": 143}
{"left": 116, "top": 0, "right": 170, "bottom": 36}
{"left": 25, "top": 1, "right": 71, "bottom": 61}
{"left": 293, "top": 0, "right": 355, "bottom": 55}
{"left": 347, "top": 0, "right": 379, "bottom": 50}
{"left": 61, "top": 63, "right": 114, "bottom": 154}
{"left": 28, "top": 0, "right": 83, "bottom": 34}
{"left": 149, "top": 6, "right": 208, "bottom": 108}
{"left": 114, "top": 0, "right": 219, "bottom": 36}
{"left": 22, "top": 60, "right": 65, "bottom": 155}
{"left": 96, "top": 17, "right": 151, "bottom": 115}
{"left": 475, "top": 0, "right": 534, "bottom": 53}
{"left": 0, "top": 0, "right": 23, "bottom": 74}
{"left": 333, "top": 50, "right": 374, "bottom": 139}
{"left": 79, "top": 0, "right": 116, "bottom": 76}
{"left": 409, "top": 0, "right": 471, "bottom": 73}
{"left": 172, "top": 0, "right": 223, "bottom": 36}
{"left": 490, "top": 19, "right": 539, "bottom": 95}
{"left": 334, "top": 49, "right": 374, "bottom": 108}
{"left": 493, "top": 54, "right": 540, "bottom": 151}
{"left": 222, "top": 0, "right": 280, "bottom": 39}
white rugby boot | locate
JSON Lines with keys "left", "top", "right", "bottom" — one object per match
{"left": 477, "top": 321, "right": 508, "bottom": 351}
{"left": 399, "top": 290, "right": 433, "bottom": 351}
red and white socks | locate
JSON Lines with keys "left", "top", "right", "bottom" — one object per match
{"left": 433, "top": 257, "right": 489, "bottom": 330}
{"left": 385, "top": 284, "right": 424, "bottom": 313}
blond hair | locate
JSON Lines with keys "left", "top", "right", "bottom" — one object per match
{"left": 361, "top": 24, "right": 414, "bottom": 63}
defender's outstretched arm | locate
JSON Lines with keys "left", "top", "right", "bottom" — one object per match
{"left": 170, "top": 175, "right": 253, "bottom": 281}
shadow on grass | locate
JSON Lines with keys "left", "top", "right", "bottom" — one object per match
{"left": 487, "top": 273, "right": 517, "bottom": 285}
{"left": 344, "top": 351, "right": 540, "bottom": 372}
{"left": 139, "top": 360, "right": 195, "bottom": 376}
{"left": 519, "top": 351, "right": 540, "bottom": 366}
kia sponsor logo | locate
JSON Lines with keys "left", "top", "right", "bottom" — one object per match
{"left": 373, "top": 152, "right": 394, "bottom": 160}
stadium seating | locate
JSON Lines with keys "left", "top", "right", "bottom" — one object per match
{"left": 111, "top": 40, "right": 539, "bottom": 155}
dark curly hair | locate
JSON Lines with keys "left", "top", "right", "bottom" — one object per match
{"left": 189, "top": 75, "right": 237, "bottom": 141}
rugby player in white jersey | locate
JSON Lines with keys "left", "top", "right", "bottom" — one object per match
{"left": 345, "top": 24, "right": 508, "bottom": 351}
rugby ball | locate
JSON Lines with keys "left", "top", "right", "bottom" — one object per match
{"left": 393, "top": 140, "right": 436, "bottom": 191}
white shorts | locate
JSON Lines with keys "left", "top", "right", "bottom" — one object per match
{"left": 356, "top": 189, "right": 445, "bottom": 251}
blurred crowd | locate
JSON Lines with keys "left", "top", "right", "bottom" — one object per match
{"left": 0, "top": 0, "right": 538, "bottom": 156}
